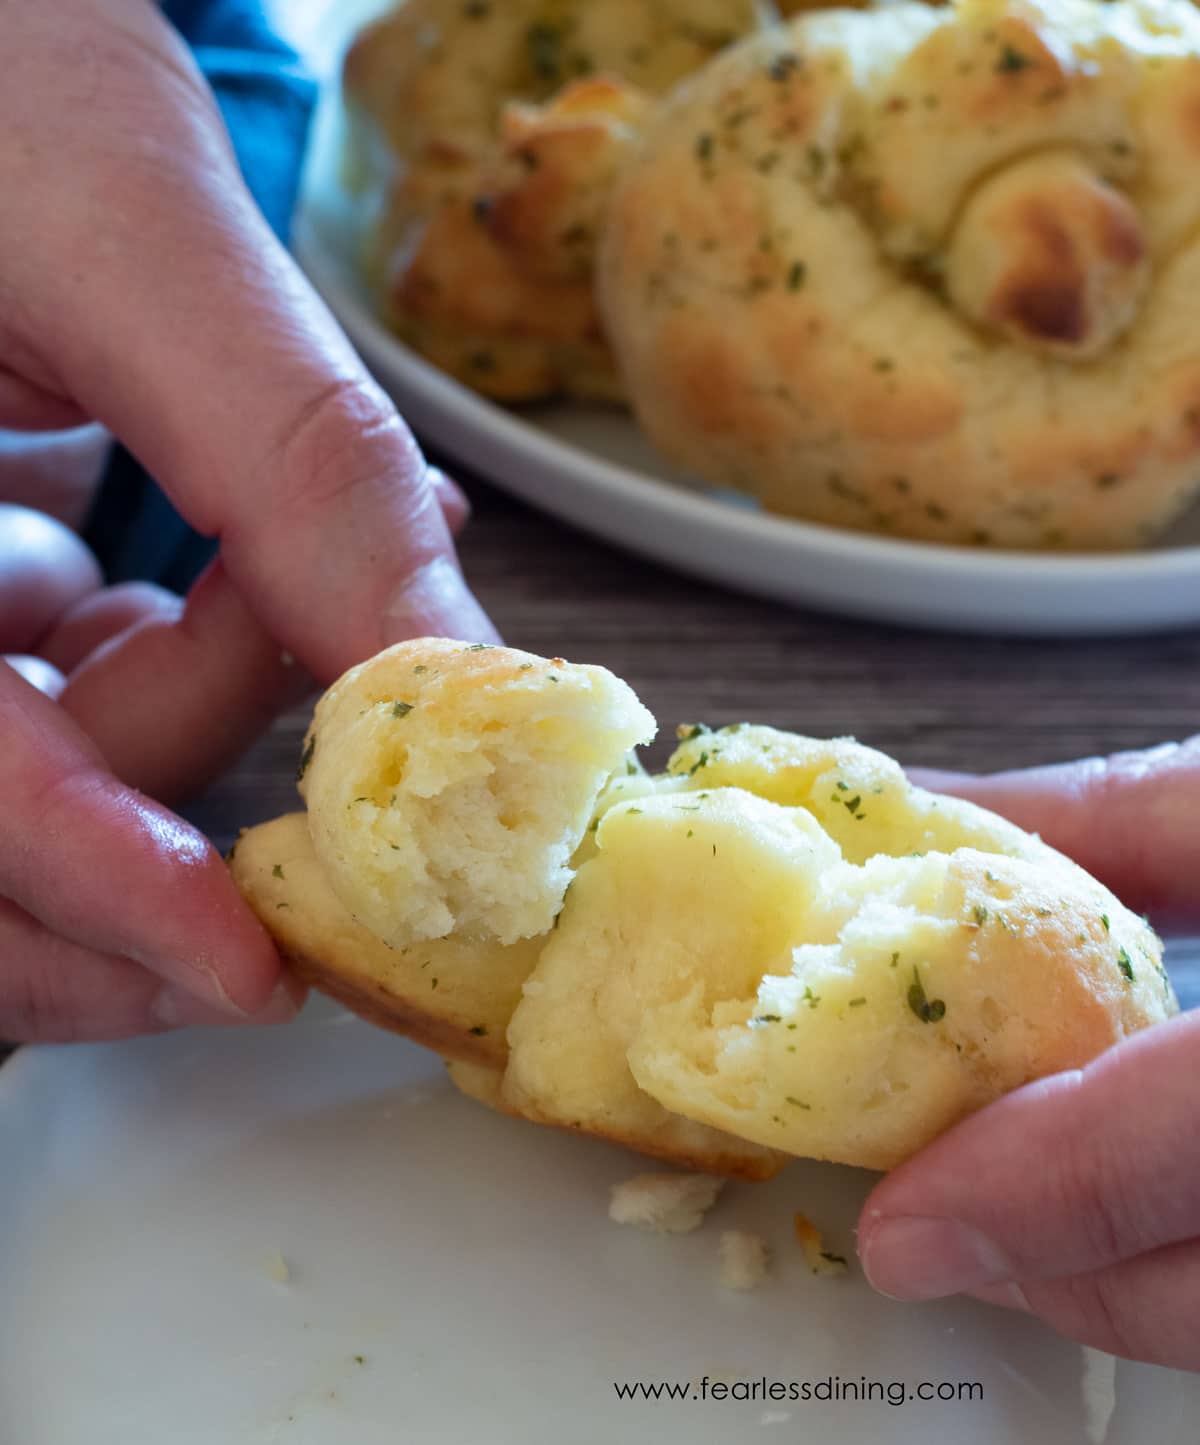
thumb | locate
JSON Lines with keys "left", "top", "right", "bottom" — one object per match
{"left": 2, "top": 3, "right": 498, "bottom": 684}
{"left": 858, "top": 1010, "right": 1200, "bottom": 1300}
{"left": 912, "top": 737, "right": 1200, "bottom": 930}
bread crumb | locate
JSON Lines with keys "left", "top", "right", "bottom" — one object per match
{"left": 263, "top": 1250, "right": 292, "bottom": 1285}
{"left": 793, "top": 1213, "right": 848, "bottom": 1276}
{"left": 719, "top": 1230, "right": 770, "bottom": 1290}
{"left": 609, "top": 1173, "right": 725, "bottom": 1234}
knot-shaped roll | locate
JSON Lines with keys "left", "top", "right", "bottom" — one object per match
{"left": 345, "top": 0, "right": 763, "bottom": 400}
{"left": 599, "top": 0, "right": 1200, "bottom": 548}
{"left": 230, "top": 643, "right": 1176, "bottom": 1177}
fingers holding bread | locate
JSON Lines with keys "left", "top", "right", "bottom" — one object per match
{"left": 230, "top": 641, "right": 1176, "bottom": 1180}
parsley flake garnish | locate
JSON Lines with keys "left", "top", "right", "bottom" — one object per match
{"left": 297, "top": 733, "right": 316, "bottom": 782}
{"left": 996, "top": 44, "right": 1034, "bottom": 74}
{"left": 907, "top": 967, "right": 946, "bottom": 1023}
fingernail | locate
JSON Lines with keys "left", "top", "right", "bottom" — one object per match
{"left": 382, "top": 556, "right": 501, "bottom": 647}
{"left": 152, "top": 980, "right": 300, "bottom": 1031}
{"left": 859, "top": 1215, "right": 1014, "bottom": 1301}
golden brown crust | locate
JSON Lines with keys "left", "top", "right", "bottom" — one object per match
{"left": 285, "top": 947, "right": 503, "bottom": 1068}
{"left": 229, "top": 813, "right": 537, "bottom": 1067}
{"left": 446, "top": 1062, "right": 788, "bottom": 1180}
{"left": 347, "top": 0, "right": 763, "bottom": 401}
{"left": 599, "top": 0, "right": 1200, "bottom": 549}
{"left": 945, "top": 152, "right": 1149, "bottom": 358}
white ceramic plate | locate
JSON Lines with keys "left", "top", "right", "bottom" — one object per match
{"left": 289, "top": 54, "right": 1200, "bottom": 639}
{"left": 3, "top": 995, "right": 1198, "bottom": 1444}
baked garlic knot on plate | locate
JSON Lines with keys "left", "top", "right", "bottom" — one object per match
{"left": 344, "top": 0, "right": 764, "bottom": 401}
{"left": 599, "top": 0, "right": 1200, "bottom": 549}
{"left": 230, "top": 642, "right": 1175, "bottom": 1178}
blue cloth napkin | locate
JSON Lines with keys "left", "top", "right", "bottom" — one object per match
{"left": 82, "top": 0, "right": 318, "bottom": 591}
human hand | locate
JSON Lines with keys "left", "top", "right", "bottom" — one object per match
{"left": 0, "top": 0, "right": 497, "bottom": 1042}
{"left": 859, "top": 743, "right": 1200, "bottom": 1368}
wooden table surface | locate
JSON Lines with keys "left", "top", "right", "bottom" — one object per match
{"left": 3, "top": 467, "right": 1199, "bottom": 1070}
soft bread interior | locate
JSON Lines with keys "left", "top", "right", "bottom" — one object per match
{"left": 504, "top": 728, "right": 1174, "bottom": 1170}
{"left": 299, "top": 639, "right": 654, "bottom": 946}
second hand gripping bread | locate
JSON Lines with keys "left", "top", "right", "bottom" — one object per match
{"left": 231, "top": 640, "right": 1176, "bottom": 1178}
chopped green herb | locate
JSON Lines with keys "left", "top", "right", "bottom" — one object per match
{"left": 276, "top": 902, "right": 290, "bottom": 911}
{"left": 973, "top": 904, "right": 989, "bottom": 925}
{"left": 353, "top": 1353, "right": 366, "bottom": 1365}
{"left": 1101, "top": 913, "right": 1111, "bottom": 933}
{"left": 695, "top": 132, "right": 715, "bottom": 163}
{"left": 525, "top": 21, "right": 563, "bottom": 81}
{"left": 297, "top": 733, "right": 316, "bottom": 782}
{"left": 996, "top": 44, "right": 1034, "bottom": 74}
{"left": 391, "top": 701, "right": 414, "bottom": 719}
{"left": 787, "top": 260, "right": 807, "bottom": 291}
{"left": 413, "top": 664, "right": 428, "bottom": 674}
{"left": 820, "top": 1250, "right": 849, "bottom": 1266}
{"left": 753, "top": 1013, "right": 782, "bottom": 1024}
{"left": 786, "top": 1096, "right": 811, "bottom": 1110}
{"left": 431, "top": 977, "right": 439, "bottom": 990}
{"left": 464, "top": 643, "right": 492, "bottom": 651}
{"left": 802, "top": 986, "right": 821, "bottom": 1009}
{"left": 836, "top": 781, "right": 849, "bottom": 792}
{"left": 678, "top": 722, "right": 710, "bottom": 740}
{"left": 907, "top": 967, "right": 946, "bottom": 1023}
{"left": 1116, "top": 947, "right": 1135, "bottom": 982}
{"left": 848, "top": 997, "right": 867, "bottom": 1008}
{"left": 272, "top": 864, "right": 285, "bottom": 880}
{"left": 688, "top": 751, "right": 710, "bottom": 776}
